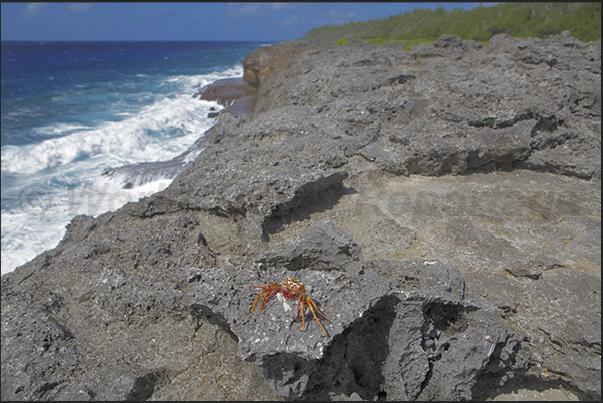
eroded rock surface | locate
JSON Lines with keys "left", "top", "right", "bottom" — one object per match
{"left": 184, "top": 219, "right": 511, "bottom": 400}
{"left": 2, "top": 33, "right": 600, "bottom": 401}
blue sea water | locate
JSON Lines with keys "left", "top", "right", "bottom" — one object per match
{"left": 1, "top": 41, "right": 270, "bottom": 275}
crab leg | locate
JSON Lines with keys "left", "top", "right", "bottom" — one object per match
{"left": 299, "top": 298, "right": 307, "bottom": 331}
{"left": 306, "top": 296, "right": 330, "bottom": 322}
{"left": 293, "top": 294, "right": 330, "bottom": 335}
{"left": 250, "top": 284, "right": 281, "bottom": 314}
{"left": 250, "top": 279, "right": 330, "bottom": 337}
{"left": 294, "top": 294, "right": 303, "bottom": 319}
{"left": 306, "top": 297, "right": 330, "bottom": 336}
{"left": 259, "top": 289, "right": 277, "bottom": 312}
{"left": 294, "top": 294, "right": 309, "bottom": 331}
{"left": 251, "top": 291, "right": 264, "bottom": 314}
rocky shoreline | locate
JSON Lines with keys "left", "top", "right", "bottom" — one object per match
{"left": 193, "top": 76, "right": 257, "bottom": 118}
{"left": 101, "top": 77, "right": 257, "bottom": 188}
{"left": 1, "top": 33, "right": 600, "bottom": 401}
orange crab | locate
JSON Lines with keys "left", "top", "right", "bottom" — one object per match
{"left": 250, "top": 277, "right": 330, "bottom": 336}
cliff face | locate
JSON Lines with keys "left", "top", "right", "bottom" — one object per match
{"left": 1, "top": 33, "right": 600, "bottom": 401}
{"left": 242, "top": 40, "right": 317, "bottom": 90}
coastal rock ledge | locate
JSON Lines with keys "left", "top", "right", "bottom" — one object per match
{"left": 2, "top": 33, "right": 600, "bottom": 401}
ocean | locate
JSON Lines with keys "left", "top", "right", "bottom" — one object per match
{"left": 1, "top": 40, "right": 270, "bottom": 276}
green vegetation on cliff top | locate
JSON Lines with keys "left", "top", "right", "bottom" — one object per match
{"left": 302, "top": 2, "right": 601, "bottom": 44}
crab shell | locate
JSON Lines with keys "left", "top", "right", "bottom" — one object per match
{"left": 283, "top": 277, "right": 305, "bottom": 299}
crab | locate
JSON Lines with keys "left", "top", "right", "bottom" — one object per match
{"left": 250, "top": 277, "right": 330, "bottom": 336}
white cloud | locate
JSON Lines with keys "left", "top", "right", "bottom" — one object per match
{"left": 226, "top": 2, "right": 297, "bottom": 18}
{"left": 270, "top": 3, "right": 296, "bottom": 11}
{"left": 23, "top": 2, "right": 47, "bottom": 18}
{"left": 326, "top": 8, "right": 361, "bottom": 25}
{"left": 66, "top": 3, "right": 91, "bottom": 13}
{"left": 282, "top": 15, "right": 298, "bottom": 27}
{"left": 226, "top": 3, "right": 265, "bottom": 18}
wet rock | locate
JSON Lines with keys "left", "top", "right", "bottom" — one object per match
{"left": 193, "top": 77, "right": 257, "bottom": 117}
{"left": 102, "top": 78, "right": 257, "bottom": 184}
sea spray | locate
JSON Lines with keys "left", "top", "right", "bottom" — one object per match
{"left": 1, "top": 41, "right": 268, "bottom": 275}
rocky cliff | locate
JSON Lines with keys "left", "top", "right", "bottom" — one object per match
{"left": 1, "top": 33, "right": 600, "bottom": 401}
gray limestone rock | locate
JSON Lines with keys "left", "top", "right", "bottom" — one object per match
{"left": 2, "top": 33, "right": 600, "bottom": 401}
{"left": 183, "top": 219, "right": 512, "bottom": 400}
{"left": 512, "top": 269, "right": 601, "bottom": 399}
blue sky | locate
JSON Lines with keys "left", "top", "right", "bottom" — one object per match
{"left": 1, "top": 2, "right": 494, "bottom": 42}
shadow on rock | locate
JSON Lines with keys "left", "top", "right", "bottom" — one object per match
{"left": 184, "top": 219, "right": 516, "bottom": 400}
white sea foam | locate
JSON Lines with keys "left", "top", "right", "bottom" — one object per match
{"left": 2, "top": 78, "right": 224, "bottom": 176}
{"left": 182, "top": 148, "right": 204, "bottom": 164}
{"left": 0, "top": 176, "right": 172, "bottom": 275}
{"left": 1, "top": 65, "right": 243, "bottom": 276}
{"left": 1, "top": 208, "right": 67, "bottom": 275}
{"left": 33, "top": 123, "right": 91, "bottom": 137}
